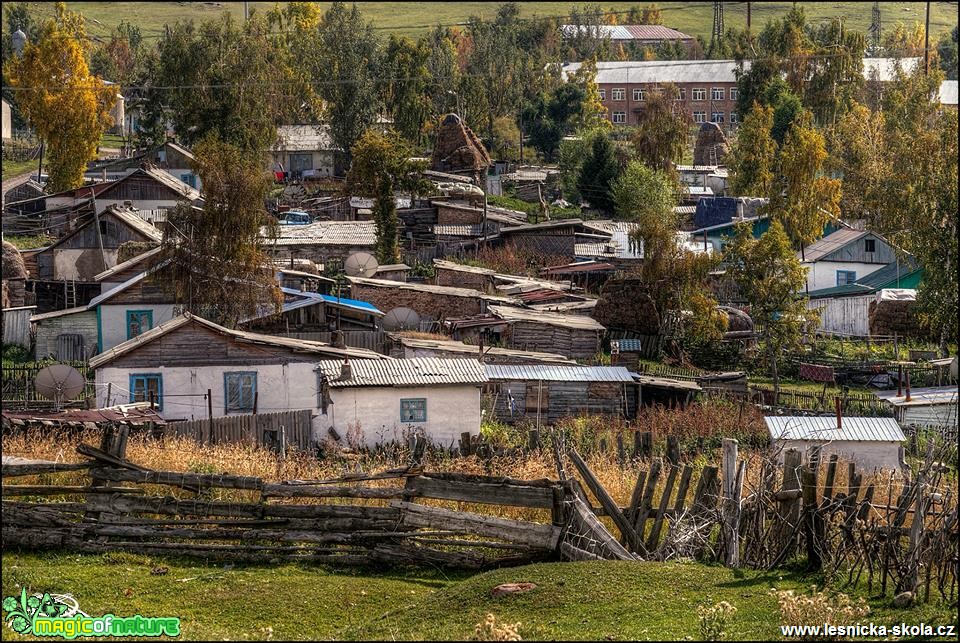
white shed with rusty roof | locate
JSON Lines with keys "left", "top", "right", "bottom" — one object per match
{"left": 765, "top": 416, "right": 906, "bottom": 471}
{"left": 313, "top": 357, "right": 487, "bottom": 448}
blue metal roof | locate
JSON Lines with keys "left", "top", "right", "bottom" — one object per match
{"left": 317, "top": 293, "right": 383, "bottom": 315}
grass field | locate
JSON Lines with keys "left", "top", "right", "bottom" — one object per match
{"left": 7, "top": 2, "right": 956, "bottom": 41}
{"left": 1, "top": 160, "right": 41, "bottom": 182}
{"left": 2, "top": 554, "right": 955, "bottom": 640}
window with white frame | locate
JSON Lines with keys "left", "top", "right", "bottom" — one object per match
{"left": 676, "top": 87, "right": 686, "bottom": 101}
{"left": 711, "top": 111, "right": 725, "bottom": 123}
{"left": 730, "top": 87, "right": 738, "bottom": 101}
{"left": 729, "top": 112, "right": 739, "bottom": 124}
{"left": 612, "top": 88, "right": 625, "bottom": 101}
{"left": 612, "top": 111, "right": 627, "bottom": 124}
{"left": 693, "top": 111, "right": 706, "bottom": 123}
{"left": 711, "top": 87, "right": 725, "bottom": 101}
{"left": 692, "top": 88, "right": 706, "bottom": 101}
{"left": 599, "top": 88, "right": 607, "bottom": 100}
{"left": 633, "top": 87, "right": 645, "bottom": 101}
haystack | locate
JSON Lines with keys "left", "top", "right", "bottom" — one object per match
{"left": 868, "top": 299, "right": 927, "bottom": 338}
{"left": 2, "top": 241, "right": 28, "bottom": 308}
{"left": 430, "top": 114, "right": 491, "bottom": 181}
{"left": 693, "top": 122, "right": 729, "bottom": 166}
{"left": 593, "top": 278, "right": 661, "bottom": 334}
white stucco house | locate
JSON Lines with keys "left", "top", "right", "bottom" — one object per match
{"left": 765, "top": 416, "right": 907, "bottom": 471}
{"left": 270, "top": 125, "right": 339, "bottom": 179}
{"left": 314, "top": 358, "right": 487, "bottom": 448}
{"left": 799, "top": 228, "right": 898, "bottom": 293}
{"left": 89, "top": 313, "right": 388, "bottom": 433}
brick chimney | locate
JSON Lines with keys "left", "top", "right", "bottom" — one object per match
{"left": 339, "top": 359, "right": 352, "bottom": 381}
{"left": 332, "top": 330, "right": 345, "bottom": 349}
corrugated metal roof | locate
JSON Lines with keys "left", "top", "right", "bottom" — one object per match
{"left": 862, "top": 57, "right": 921, "bottom": 82}
{"left": 562, "top": 59, "right": 743, "bottom": 85}
{"left": 274, "top": 124, "right": 336, "bottom": 152}
{"left": 874, "top": 386, "right": 959, "bottom": 407}
{"left": 432, "top": 224, "right": 485, "bottom": 236}
{"left": 488, "top": 304, "right": 606, "bottom": 331}
{"left": 317, "top": 357, "right": 487, "bottom": 387}
{"left": 940, "top": 80, "right": 958, "bottom": 106}
{"left": 613, "top": 338, "right": 643, "bottom": 352}
{"left": 800, "top": 228, "right": 868, "bottom": 263}
{"left": 264, "top": 220, "right": 377, "bottom": 246}
{"left": 394, "top": 336, "right": 575, "bottom": 364}
{"left": 765, "top": 416, "right": 906, "bottom": 442}
{"left": 559, "top": 24, "right": 693, "bottom": 41}
{"left": 485, "top": 364, "right": 635, "bottom": 382}
{"left": 807, "top": 257, "right": 921, "bottom": 299}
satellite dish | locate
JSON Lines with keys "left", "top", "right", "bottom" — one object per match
{"left": 344, "top": 251, "right": 379, "bottom": 278}
{"left": 35, "top": 364, "right": 86, "bottom": 411}
{"left": 383, "top": 307, "right": 421, "bottom": 331}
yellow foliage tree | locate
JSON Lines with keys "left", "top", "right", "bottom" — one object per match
{"left": 570, "top": 58, "right": 611, "bottom": 132}
{"left": 5, "top": 3, "right": 115, "bottom": 192}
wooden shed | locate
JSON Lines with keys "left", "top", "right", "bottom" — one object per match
{"left": 31, "top": 306, "right": 98, "bottom": 361}
{"left": 499, "top": 219, "right": 582, "bottom": 259}
{"left": 875, "top": 386, "right": 959, "bottom": 437}
{"left": 765, "top": 416, "right": 906, "bottom": 471}
{"left": 348, "top": 277, "right": 517, "bottom": 322}
{"left": 487, "top": 304, "right": 606, "bottom": 360}
{"left": 484, "top": 364, "right": 637, "bottom": 424}
{"left": 433, "top": 259, "right": 495, "bottom": 291}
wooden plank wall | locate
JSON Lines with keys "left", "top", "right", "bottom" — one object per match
{"left": 1, "top": 308, "right": 32, "bottom": 348}
{"left": 166, "top": 409, "right": 313, "bottom": 451}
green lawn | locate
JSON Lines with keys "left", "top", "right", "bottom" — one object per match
{"left": 1, "top": 160, "right": 41, "bottom": 182}
{"left": 3, "top": 553, "right": 955, "bottom": 640}
{"left": 8, "top": 2, "right": 956, "bottom": 40}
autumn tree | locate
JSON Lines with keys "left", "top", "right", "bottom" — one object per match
{"left": 724, "top": 219, "right": 816, "bottom": 393}
{"left": 938, "top": 26, "right": 958, "bottom": 80}
{"left": 631, "top": 84, "right": 690, "bottom": 172}
{"left": 347, "top": 129, "right": 429, "bottom": 264}
{"left": 4, "top": 3, "right": 116, "bottom": 192}
{"left": 156, "top": 13, "right": 307, "bottom": 153}
{"left": 569, "top": 58, "right": 610, "bottom": 131}
{"left": 614, "top": 161, "right": 726, "bottom": 357}
{"left": 383, "top": 35, "right": 432, "bottom": 145}
{"left": 769, "top": 111, "right": 842, "bottom": 249}
{"left": 826, "top": 102, "right": 888, "bottom": 222}
{"left": 728, "top": 103, "right": 777, "bottom": 196}
{"left": 157, "top": 137, "right": 280, "bottom": 328}
{"left": 577, "top": 132, "right": 620, "bottom": 214}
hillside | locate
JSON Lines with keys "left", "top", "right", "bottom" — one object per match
{"left": 7, "top": 1, "right": 957, "bottom": 41}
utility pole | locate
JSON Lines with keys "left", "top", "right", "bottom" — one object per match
{"left": 90, "top": 186, "right": 108, "bottom": 273}
{"left": 868, "top": 1, "right": 882, "bottom": 54}
{"left": 244, "top": 1, "right": 249, "bottom": 21}
{"left": 711, "top": 1, "right": 724, "bottom": 53}
{"left": 923, "top": 0, "right": 931, "bottom": 74}
{"left": 746, "top": 2, "right": 751, "bottom": 32}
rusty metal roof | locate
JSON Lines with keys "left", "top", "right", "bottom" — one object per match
{"left": 264, "top": 220, "right": 377, "bottom": 246}
{"left": 2, "top": 402, "right": 166, "bottom": 426}
{"left": 485, "top": 364, "right": 635, "bottom": 383}
{"left": 488, "top": 304, "right": 605, "bottom": 331}
{"left": 765, "top": 416, "right": 906, "bottom": 443}
{"left": 316, "top": 357, "right": 488, "bottom": 387}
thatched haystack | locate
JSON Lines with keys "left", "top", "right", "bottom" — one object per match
{"left": 593, "top": 278, "right": 661, "bottom": 334}
{"left": 431, "top": 114, "right": 491, "bottom": 180}
{"left": 693, "top": 122, "right": 729, "bottom": 166}
{"left": 868, "top": 298, "right": 927, "bottom": 338}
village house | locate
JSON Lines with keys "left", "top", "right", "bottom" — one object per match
{"left": 263, "top": 220, "right": 377, "bottom": 265}
{"left": 799, "top": 228, "right": 899, "bottom": 293}
{"left": 85, "top": 140, "right": 201, "bottom": 190}
{"left": 485, "top": 304, "right": 606, "bottom": 360}
{"left": 270, "top": 125, "right": 338, "bottom": 179}
{"left": 347, "top": 276, "right": 519, "bottom": 323}
{"left": 53, "top": 165, "right": 201, "bottom": 215}
{"left": 765, "top": 415, "right": 907, "bottom": 471}
{"left": 484, "top": 363, "right": 637, "bottom": 425}
{"left": 386, "top": 334, "right": 575, "bottom": 365}
{"left": 90, "top": 313, "right": 388, "bottom": 429}
{"left": 500, "top": 219, "right": 584, "bottom": 259}
{"left": 314, "top": 357, "right": 487, "bottom": 448}
{"left": 240, "top": 287, "right": 383, "bottom": 342}
{"left": 34, "top": 205, "right": 162, "bottom": 283}
{"left": 806, "top": 258, "right": 923, "bottom": 336}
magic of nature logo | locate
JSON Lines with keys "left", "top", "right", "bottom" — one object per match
{"left": 3, "top": 589, "right": 180, "bottom": 639}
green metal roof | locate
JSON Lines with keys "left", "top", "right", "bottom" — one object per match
{"left": 806, "top": 258, "right": 922, "bottom": 298}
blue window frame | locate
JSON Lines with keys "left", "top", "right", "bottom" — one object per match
{"left": 224, "top": 371, "right": 257, "bottom": 414}
{"left": 180, "top": 173, "right": 197, "bottom": 188}
{"left": 400, "top": 398, "right": 427, "bottom": 423}
{"left": 129, "top": 373, "right": 162, "bottom": 410}
{"left": 836, "top": 270, "right": 857, "bottom": 286}
{"left": 126, "top": 310, "right": 153, "bottom": 339}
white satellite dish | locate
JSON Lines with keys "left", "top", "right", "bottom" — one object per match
{"left": 382, "top": 307, "right": 421, "bottom": 331}
{"left": 35, "top": 364, "right": 86, "bottom": 411}
{"left": 344, "top": 251, "right": 379, "bottom": 278}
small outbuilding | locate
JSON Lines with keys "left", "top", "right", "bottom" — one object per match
{"left": 765, "top": 416, "right": 907, "bottom": 471}
{"left": 874, "top": 386, "right": 959, "bottom": 437}
{"left": 487, "top": 304, "right": 606, "bottom": 360}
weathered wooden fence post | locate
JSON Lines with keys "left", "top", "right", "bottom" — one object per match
{"left": 801, "top": 451, "right": 822, "bottom": 571}
{"left": 666, "top": 435, "right": 681, "bottom": 466}
{"left": 721, "top": 438, "right": 742, "bottom": 567}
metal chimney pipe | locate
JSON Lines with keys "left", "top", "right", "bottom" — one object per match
{"left": 905, "top": 369, "right": 912, "bottom": 402}
{"left": 897, "top": 364, "right": 903, "bottom": 397}
{"left": 835, "top": 396, "right": 842, "bottom": 430}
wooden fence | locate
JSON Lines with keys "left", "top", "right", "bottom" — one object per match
{"left": 165, "top": 410, "right": 313, "bottom": 452}
{"left": 280, "top": 330, "right": 385, "bottom": 353}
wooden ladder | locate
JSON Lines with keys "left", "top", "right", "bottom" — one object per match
{"left": 64, "top": 279, "right": 77, "bottom": 309}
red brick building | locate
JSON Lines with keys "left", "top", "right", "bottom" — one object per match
{"left": 561, "top": 59, "right": 744, "bottom": 131}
